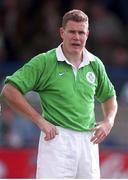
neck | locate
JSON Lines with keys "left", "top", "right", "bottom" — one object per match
{"left": 62, "top": 47, "right": 83, "bottom": 68}
{"left": 68, "top": 55, "right": 83, "bottom": 68}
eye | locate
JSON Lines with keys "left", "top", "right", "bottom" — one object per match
{"left": 69, "top": 30, "right": 75, "bottom": 34}
{"left": 79, "top": 31, "right": 85, "bottom": 35}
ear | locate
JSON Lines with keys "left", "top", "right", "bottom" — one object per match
{"left": 87, "top": 30, "right": 89, "bottom": 38}
{"left": 60, "top": 27, "right": 64, "bottom": 39}
{"left": 85, "top": 30, "right": 89, "bottom": 41}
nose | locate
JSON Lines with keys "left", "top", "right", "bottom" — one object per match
{"left": 73, "top": 32, "right": 80, "bottom": 40}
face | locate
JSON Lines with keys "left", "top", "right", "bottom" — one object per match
{"left": 60, "top": 20, "right": 89, "bottom": 56}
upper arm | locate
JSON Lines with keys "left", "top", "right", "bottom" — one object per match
{"left": 95, "top": 59, "right": 116, "bottom": 103}
{"left": 1, "top": 83, "right": 22, "bottom": 99}
{"left": 4, "top": 55, "right": 45, "bottom": 94}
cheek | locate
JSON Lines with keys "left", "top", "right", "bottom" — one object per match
{"left": 82, "top": 36, "right": 87, "bottom": 43}
{"left": 64, "top": 35, "right": 72, "bottom": 43}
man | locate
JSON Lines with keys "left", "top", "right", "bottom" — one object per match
{"left": 1, "top": 9, "right": 117, "bottom": 178}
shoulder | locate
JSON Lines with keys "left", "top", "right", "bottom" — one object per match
{"left": 86, "top": 50, "right": 106, "bottom": 76}
{"left": 31, "top": 48, "right": 56, "bottom": 62}
{"left": 25, "top": 49, "right": 56, "bottom": 69}
{"left": 87, "top": 50, "right": 104, "bottom": 66}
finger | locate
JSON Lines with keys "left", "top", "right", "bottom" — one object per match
{"left": 55, "top": 128, "right": 59, "bottom": 135}
{"left": 92, "top": 138, "right": 100, "bottom": 144}
{"left": 44, "top": 132, "right": 51, "bottom": 141}
{"left": 52, "top": 127, "right": 59, "bottom": 137}
{"left": 93, "top": 136, "right": 104, "bottom": 144}
{"left": 50, "top": 129, "right": 57, "bottom": 139}
{"left": 90, "top": 135, "right": 97, "bottom": 142}
{"left": 90, "top": 129, "right": 103, "bottom": 142}
{"left": 44, "top": 136, "right": 50, "bottom": 141}
{"left": 92, "top": 134, "right": 106, "bottom": 144}
{"left": 91, "top": 125, "right": 100, "bottom": 132}
{"left": 96, "top": 122, "right": 102, "bottom": 126}
{"left": 45, "top": 128, "right": 58, "bottom": 141}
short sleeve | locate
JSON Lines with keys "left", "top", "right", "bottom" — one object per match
{"left": 95, "top": 59, "right": 116, "bottom": 103}
{"left": 5, "top": 54, "right": 46, "bottom": 94}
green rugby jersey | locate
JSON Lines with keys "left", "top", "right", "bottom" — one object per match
{"left": 5, "top": 45, "right": 116, "bottom": 131}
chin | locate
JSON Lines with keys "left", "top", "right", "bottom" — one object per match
{"left": 72, "top": 48, "right": 82, "bottom": 53}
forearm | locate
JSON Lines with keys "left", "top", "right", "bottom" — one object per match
{"left": 1, "top": 84, "right": 43, "bottom": 127}
{"left": 1, "top": 83, "right": 58, "bottom": 140}
{"left": 101, "top": 96, "right": 118, "bottom": 126}
{"left": 91, "top": 96, "right": 118, "bottom": 144}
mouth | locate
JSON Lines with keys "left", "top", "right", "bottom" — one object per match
{"left": 71, "top": 43, "right": 81, "bottom": 47}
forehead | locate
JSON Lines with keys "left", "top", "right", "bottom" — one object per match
{"left": 64, "top": 20, "right": 88, "bottom": 30}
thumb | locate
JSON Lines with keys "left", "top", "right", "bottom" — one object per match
{"left": 55, "top": 128, "right": 59, "bottom": 135}
{"left": 91, "top": 123, "right": 100, "bottom": 131}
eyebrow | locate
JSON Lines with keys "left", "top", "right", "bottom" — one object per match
{"left": 68, "top": 30, "right": 85, "bottom": 34}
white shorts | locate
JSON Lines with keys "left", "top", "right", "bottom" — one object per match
{"left": 36, "top": 126, "right": 100, "bottom": 179}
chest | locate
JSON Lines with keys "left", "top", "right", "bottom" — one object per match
{"left": 43, "top": 62, "right": 98, "bottom": 97}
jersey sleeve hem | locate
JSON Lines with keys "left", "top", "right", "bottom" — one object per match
{"left": 5, "top": 79, "right": 25, "bottom": 95}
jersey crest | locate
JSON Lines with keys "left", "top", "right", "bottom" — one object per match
{"left": 86, "top": 72, "right": 95, "bottom": 84}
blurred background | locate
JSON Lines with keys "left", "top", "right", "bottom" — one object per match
{"left": 0, "top": 0, "right": 128, "bottom": 178}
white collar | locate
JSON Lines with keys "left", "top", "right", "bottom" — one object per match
{"left": 55, "top": 44, "right": 95, "bottom": 68}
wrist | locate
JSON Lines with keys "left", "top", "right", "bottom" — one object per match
{"left": 104, "top": 117, "right": 114, "bottom": 127}
{"left": 36, "top": 116, "right": 45, "bottom": 127}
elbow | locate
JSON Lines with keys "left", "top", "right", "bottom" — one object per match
{"left": 114, "top": 96, "right": 118, "bottom": 111}
{"left": 1, "top": 83, "right": 22, "bottom": 102}
{"left": 110, "top": 95, "right": 118, "bottom": 114}
{"left": 1, "top": 84, "right": 10, "bottom": 100}
{"left": 1, "top": 84, "right": 16, "bottom": 101}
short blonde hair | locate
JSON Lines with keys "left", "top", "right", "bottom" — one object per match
{"left": 62, "top": 9, "right": 89, "bottom": 28}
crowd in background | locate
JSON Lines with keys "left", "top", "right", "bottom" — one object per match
{"left": 0, "top": 0, "right": 128, "bottom": 148}
{"left": 0, "top": 0, "right": 128, "bottom": 64}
